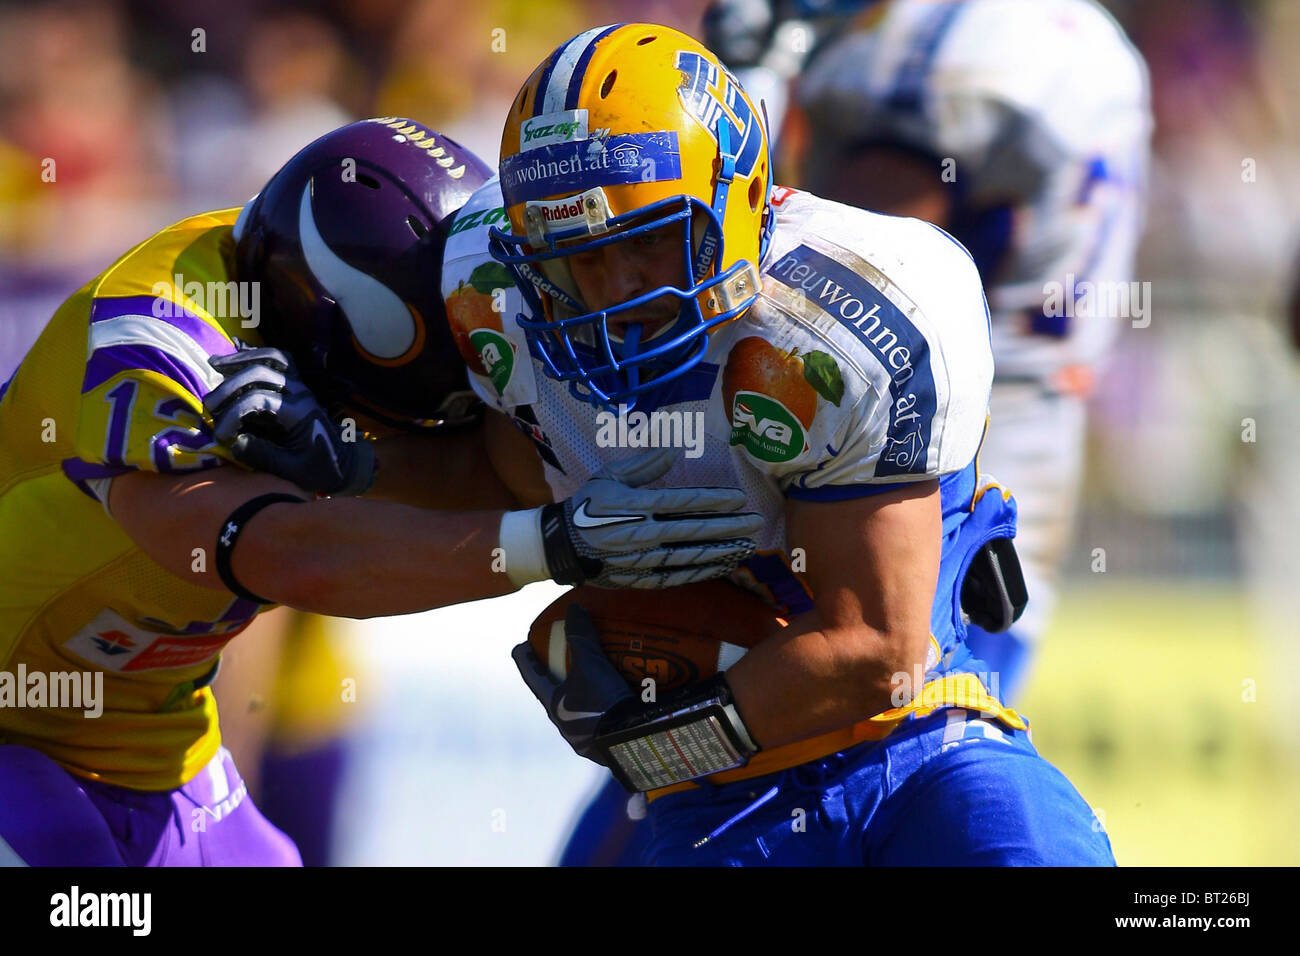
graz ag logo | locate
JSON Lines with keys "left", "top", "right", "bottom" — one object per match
{"left": 675, "top": 50, "right": 762, "bottom": 179}
{"left": 523, "top": 119, "right": 581, "bottom": 144}
{"left": 730, "top": 390, "right": 805, "bottom": 463}
{"left": 468, "top": 328, "right": 514, "bottom": 395}
{"left": 520, "top": 109, "right": 590, "bottom": 151}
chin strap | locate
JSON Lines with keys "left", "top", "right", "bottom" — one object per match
{"left": 711, "top": 115, "right": 737, "bottom": 222}
{"left": 695, "top": 116, "right": 738, "bottom": 284}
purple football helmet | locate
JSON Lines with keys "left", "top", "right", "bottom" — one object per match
{"left": 234, "top": 117, "right": 493, "bottom": 430}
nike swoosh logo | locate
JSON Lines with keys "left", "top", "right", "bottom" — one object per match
{"left": 555, "top": 696, "right": 603, "bottom": 722}
{"left": 310, "top": 419, "right": 341, "bottom": 472}
{"left": 571, "top": 499, "right": 645, "bottom": 530}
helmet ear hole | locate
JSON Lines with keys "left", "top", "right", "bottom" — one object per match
{"left": 748, "top": 176, "right": 762, "bottom": 212}
{"left": 600, "top": 70, "right": 618, "bottom": 98}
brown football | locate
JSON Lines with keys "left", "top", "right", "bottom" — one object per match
{"left": 528, "top": 579, "right": 787, "bottom": 693}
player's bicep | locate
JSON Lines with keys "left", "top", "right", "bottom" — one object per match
{"left": 108, "top": 466, "right": 305, "bottom": 592}
{"left": 785, "top": 480, "right": 939, "bottom": 671}
{"left": 483, "top": 407, "right": 553, "bottom": 508}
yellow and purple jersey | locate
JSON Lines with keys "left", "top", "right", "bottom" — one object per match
{"left": 0, "top": 207, "right": 271, "bottom": 790}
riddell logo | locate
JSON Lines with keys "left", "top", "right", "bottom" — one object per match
{"left": 541, "top": 200, "right": 583, "bottom": 223}
{"left": 526, "top": 187, "right": 608, "bottom": 236}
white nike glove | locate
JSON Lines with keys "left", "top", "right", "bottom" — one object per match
{"left": 498, "top": 447, "right": 762, "bottom": 589}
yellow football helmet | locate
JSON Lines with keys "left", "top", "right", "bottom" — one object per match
{"left": 488, "top": 23, "right": 774, "bottom": 408}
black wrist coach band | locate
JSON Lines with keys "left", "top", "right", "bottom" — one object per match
{"left": 215, "top": 493, "right": 307, "bottom": 604}
{"left": 538, "top": 502, "right": 581, "bottom": 585}
{"left": 593, "top": 673, "right": 759, "bottom": 793}
{"left": 539, "top": 501, "right": 604, "bottom": 586}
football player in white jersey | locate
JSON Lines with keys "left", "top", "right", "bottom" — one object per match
{"left": 443, "top": 23, "right": 1113, "bottom": 864}
{"left": 708, "top": 0, "right": 1153, "bottom": 702}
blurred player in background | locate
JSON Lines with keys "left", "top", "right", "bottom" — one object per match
{"left": 707, "top": 0, "right": 1152, "bottom": 703}
{"left": 212, "top": 606, "right": 354, "bottom": 867}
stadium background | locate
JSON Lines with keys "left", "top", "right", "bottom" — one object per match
{"left": 1, "top": 0, "right": 1297, "bottom": 864}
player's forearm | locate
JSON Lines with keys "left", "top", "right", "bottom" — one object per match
{"left": 732, "top": 484, "right": 941, "bottom": 747}
{"left": 233, "top": 497, "right": 516, "bottom": 617}
{"left": 723, "top": 618, "right": 930, "bottom": 749}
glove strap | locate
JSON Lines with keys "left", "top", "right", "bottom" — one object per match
{"left": 594, "top": 675, "right": 759, "bottom": 793}
{"left": 215, "top": 493, "right": 308, "bottom": 604}
{"left": 538, "top": 501, "right": 589, "bottom": 586}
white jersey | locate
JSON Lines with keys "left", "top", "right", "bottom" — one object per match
{"left": 796, "top": 0, "right": 1152, "bottom": 383}
{"left": 444, "top": 177, "right": 1006, "bottom": 662}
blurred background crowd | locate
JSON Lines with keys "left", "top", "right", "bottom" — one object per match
{"left": 2, "top": 0, "right": 1297, "bottom": 864}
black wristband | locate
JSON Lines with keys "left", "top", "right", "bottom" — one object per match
{"left": 539, "top": 501, "right": 601, "bottom": 586}
{"left": 215, "top": 493, "right": 307, "bottom": 604}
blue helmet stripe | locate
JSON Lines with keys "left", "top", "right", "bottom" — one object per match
{"left": 564, "top": 23, "right": 624, "bottom": 111}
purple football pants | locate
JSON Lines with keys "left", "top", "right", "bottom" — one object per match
{"left": 0, "top": 744, "right": 301, "bottom": 866}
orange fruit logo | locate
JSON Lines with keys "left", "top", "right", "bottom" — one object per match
{"left": 446, "top": 262, "right": 510, "bottom": 378}
{"left": 722, "top": 336, "right": 843, "bottom": 463}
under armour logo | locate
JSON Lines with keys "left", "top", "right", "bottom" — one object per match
{"left": 220, "top": 522, "right": 238, "bottom": 547}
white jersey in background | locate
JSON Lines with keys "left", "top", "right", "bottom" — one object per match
{"left": 797, "top": 0, "right": 1152, "bottom": 385}
{"left": 783, "top": 0, "right": 1153, "bottom": 685}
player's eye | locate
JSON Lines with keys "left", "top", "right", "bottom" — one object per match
{"left": 636, "top": 225, "right": 672, "bottom": 247}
